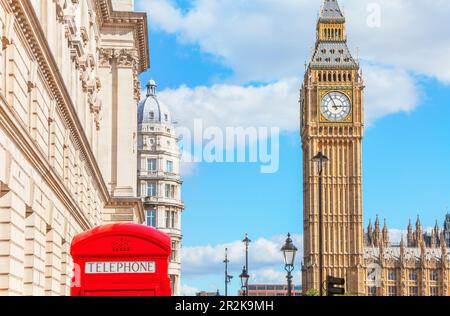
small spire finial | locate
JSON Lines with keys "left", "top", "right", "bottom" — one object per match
{"left": 146, "top": 79, "right": 157, "bottom": 96}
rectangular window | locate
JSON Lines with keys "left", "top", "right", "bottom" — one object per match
{"left": 171, "top": 241, "right": 177, "bottom": 262}
{"left": 166, "top": 160, "right": 173, "bottom": 173}
{"left": 368, "top": 287, "right": 376, "bottom": 296}
{"left": 146, "top": 209, "right": 157, "bottom": 227}
{"left": 147, "top": 182, "right": 157, "bottom": 197}
{"left": 388, "top": 286, "right": 397, "bottom": 297}
{"left": 165, "top": 210, "right": 171, "bottom": 228}
{"left": 165, "top": 184, "right": 176, "bottom": 199}
{"left": 430, "top": 287, "right": 439, "bottom": 296}
{"left": 430, "top": 270, "right": 439, "bottom": 282}
{"left": 170, "top": 275, "right": 176, "bottom": 296}
{"left": 147, "top": 159, "right": 157, "bottom": 171}
{"left": 388, "top": 270, "right": 397, "bottom": 281}
{"left": 409, "top": 286, "right": 418, "bottom": 296}
{"left": 171, "top": 211, "right": 176, "bottom": 228}
{"left": 409, "top": 270, "right": 418, "bottom": 281}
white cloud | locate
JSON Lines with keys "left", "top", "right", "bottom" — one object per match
{"left": 141, "top": 0, "right": 450, "bottom": 83}
{"left": 181, "top": 234, "right": 303, "bottom": 277}
{"left": 388, "top": 229, "right": 406, "bottom": 244}
{"left": 179, "top": 150, "right": 198, "bottom": 177}
{"left": 344, "top": 0, "right": 450, "bottom": 83}
{"left": 138, "top": 0, "right": 429, "bottom": 133}
{"left": 156, "top": 65, "right": 419, "bottom": 131}
{"left": 180, "top": 284, "right": 200, "bottom": 296}
{"left": 250, "top": 268, "right": 301, "bottom": 286}
{"left": 363, "top": 64, "right": 420, "bottom": 125}
{"left": 158, "top": 78, "right": 300, "bottom": 132}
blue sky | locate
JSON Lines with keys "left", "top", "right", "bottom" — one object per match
{"left": 135, "top": 0, "right": 450, "bottom": 295}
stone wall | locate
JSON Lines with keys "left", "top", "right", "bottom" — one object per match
{"left": 0, "top": 0, "right": 148, "bottom": 295}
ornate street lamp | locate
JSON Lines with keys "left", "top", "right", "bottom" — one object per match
{"left": 224, "top": 248, "right": 233, "bottom": 296}
{"left": 242, "top": 233, "right": 251, "bottom": 295}
{"left": 312, "top": 151, "right": 329, "bottom": 296}
{"left": 242, "top": 233, "right": 251, "bottom": 272}
{"left": 239, "top": 266, "right": 250, "bottom": 296}
{"left": 281, "top": 233, "right": 298, "bottom": 296}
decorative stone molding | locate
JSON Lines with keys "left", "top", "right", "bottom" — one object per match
{"left": 1, "top": 13, "right": 15, "bottom": 49}
{"left": 98, "top": 47, "right": 114, "bottom": 68}
{"left": 98, "top": 48, "right": 141, "bottom": 101}
{"left": 80, "top": 26, "right": 89, "bottom": 46}
{"left": 55, "top": 0, "right": 65, "bottom": 23}
{"left": 94, "top": 0, "right": 149, "bottom": 73}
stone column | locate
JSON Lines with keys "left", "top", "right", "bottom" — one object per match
{"left": 60, "top": 240, "right": 71, "bottom": 296}
{"left": 0, "top": 20, "right": 3, "bottom": 96}
{"left": 97, "top": 48, "right": 113, "bottom": 192}
{"left": 113, "top": 49, "right": 138, "bottom": 197}
{"left": 24, "top": 210, "right": 46, "bottom": 296}
{"left": 0, "top": 191, "right": 26, "bottom": 295}
{"left": 44, "top": 227, "right": 62, "bottom": 296}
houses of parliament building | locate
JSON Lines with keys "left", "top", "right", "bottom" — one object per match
{"left": 300, "top": 0, "right": 450, "bottom": 296}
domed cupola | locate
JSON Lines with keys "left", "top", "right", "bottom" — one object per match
{"left": 138, "top": 80, "right": 172, "bottom": 125}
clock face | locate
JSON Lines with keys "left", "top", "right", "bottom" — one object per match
{"left": 320, "top": 92, "right": 351, "bottom": 121}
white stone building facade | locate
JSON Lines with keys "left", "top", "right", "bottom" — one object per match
{"left": 137, "top": 81, "right": 184, "bottom": 296}
{"left": 0, "top": 0, "right": 148, "bottom": 295}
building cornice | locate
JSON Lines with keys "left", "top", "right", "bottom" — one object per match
{"left": 106, "top": 197, "right": 145, "bottom": 224}
{"left": 10, "top": 0, "right": 110, "bottom": 203}
{"left": 95, "top": 0, "right": 150, "bottom": 73}
{"left": 3, "top": 0, "right": 146, "bottom": 224}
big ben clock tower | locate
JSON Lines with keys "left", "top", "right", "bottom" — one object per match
{"left": 301, "top": 0, "right": 365, "bottom": 295}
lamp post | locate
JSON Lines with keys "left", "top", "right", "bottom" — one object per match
{"left": 312, "top": 152, "right": 329, "bottom": 297}
{"left": 281, "top": 233, "right": 298, "bottom": 296}
{"left": 242, "top": 233, "right": 251, "bottom": 294}
{"left": 224, "top": 248, "right": 233, "bottom": 296}
{"left": 239, "top": 266, "right": 249, "bottom": 296}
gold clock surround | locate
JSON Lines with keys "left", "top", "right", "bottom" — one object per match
{"left": 318, "top": 88, "right": 353, "bottom": 123}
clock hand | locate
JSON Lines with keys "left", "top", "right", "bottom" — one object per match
{"left": 330, "top": 98, "right": 343, "bottom": 110}
{"left": 330, "top": 98, "right": 337, "bottom": 109}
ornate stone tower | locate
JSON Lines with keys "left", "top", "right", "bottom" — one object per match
{"left": 300, "top": 0, "right": 365, "bottom": 295}
{"left": 137, "top": 80, "right": 184, "bottom": 296}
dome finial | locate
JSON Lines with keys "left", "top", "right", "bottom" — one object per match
{"left": 146, "top": 79, "right": 157, "bottom": 96}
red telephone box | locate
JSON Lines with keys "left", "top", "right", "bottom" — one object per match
{"left": 70, "top": 223, "right": 171, "bottom": 296}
